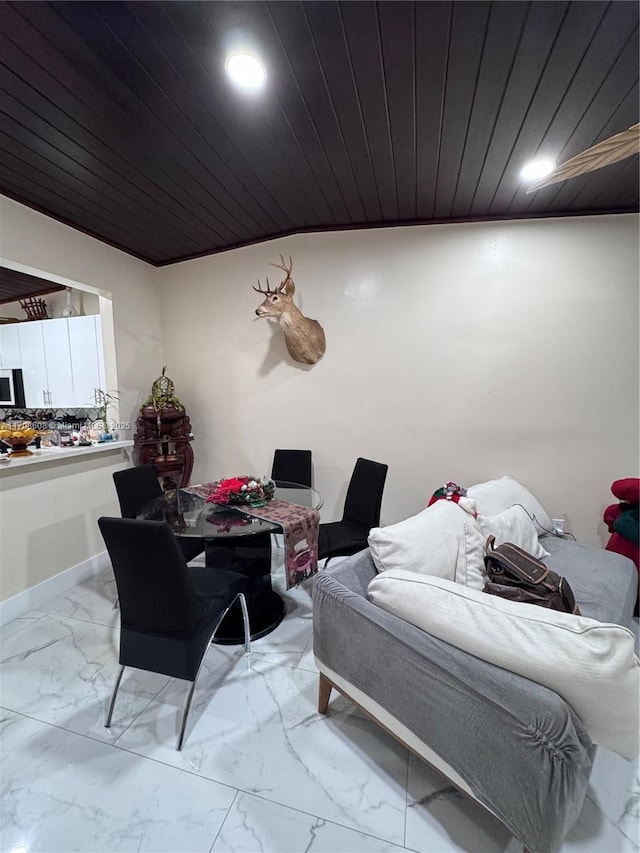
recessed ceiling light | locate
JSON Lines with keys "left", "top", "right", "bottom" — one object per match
{"left": 520, "top": 159, "right": 556, "bottom": 182}
{"left": 225, "top": 54, "right": 266, "bottom": 88}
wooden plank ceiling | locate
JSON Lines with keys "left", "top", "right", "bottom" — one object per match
{"left": 0, "top": 266, "right": 64, "bottom": 307}
{"left": 0, "top": 0, "right": 638, "bottom": 267}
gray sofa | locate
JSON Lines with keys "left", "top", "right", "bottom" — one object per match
{"left": 312, "top": 537, "right": 637, "bottom": 853}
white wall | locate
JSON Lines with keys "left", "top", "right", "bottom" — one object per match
{"left": 1, "top": 196, "right": 637, "bottom": 606}
{"left": 0, "top": 196, "right": 161, "bottom": 602}
{"left": 0, "top": 196, "right": 161, "bottom": 424}
{"left": 0, "top": 450, "right": 132, "bottom": 602}
{"left": 156, "top": 215, "right": 639, "bottom": 547}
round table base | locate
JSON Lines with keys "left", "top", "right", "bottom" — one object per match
{"left": 214, "top": 589, "right": 286, "bottom": 644}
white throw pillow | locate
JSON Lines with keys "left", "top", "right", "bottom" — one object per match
{"left": 478, "top": 505, "right": 550, "bottom": 560}
{"left": 462, "top": 522, "right": 489, "bottom": 590}
{"left": 467, "top": 475, "right": 554, "bottom": 535}
{"left": 368, "top": 501, "right": 485, "bottom": 584}
{"left": 368, "top": 570, "right": 640, "bottom": 760}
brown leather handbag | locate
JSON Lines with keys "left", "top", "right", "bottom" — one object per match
{"left": 483, "top": 536, "right": 580, "bottom": 615}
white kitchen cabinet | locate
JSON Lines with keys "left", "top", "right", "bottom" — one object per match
{"left": 95, "top": 316, "right": 106, "bottom": 395}
{"left": 41, "top": 317, "right": 74, "bottom": 406}
{"left": 0, "top": 324, "right": 21, "bottom": 368}
{"left": 17, "top": 321, "right": 49, "bottom": 407}
{"left": 16, "top": 315, "right": 106, "bottom": 408}
{"left": 68, "top": 315, "right": 105, "bottom": 406}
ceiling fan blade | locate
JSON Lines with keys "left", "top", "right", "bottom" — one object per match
{"left": 526, "top": 123, "right": 640, "bottom": 193}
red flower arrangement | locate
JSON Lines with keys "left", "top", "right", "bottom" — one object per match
{"left": 205, "top": 475, "right": 275, "bottom": 507}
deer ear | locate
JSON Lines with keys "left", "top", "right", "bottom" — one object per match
{"left": 284, "top": 278, "right": 296, "bottom": 296}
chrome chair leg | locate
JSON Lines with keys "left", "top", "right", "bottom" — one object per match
{"left": 105, "top": 664, "right": 125, "bottom": 727}
{"left": 238, "top": 592, "right": 251, "bottom": 654}
{"left": 177, "top": 679, "right": 197, "bottom": 752}
{"left": 176, "top": 593, "right": 251, "bottom": 751}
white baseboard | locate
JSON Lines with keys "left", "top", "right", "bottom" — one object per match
{"left": 0, "top": 550, "right": 111, "bottom": 626}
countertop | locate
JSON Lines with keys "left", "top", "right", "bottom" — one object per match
{"left": 0, "top": 440, "right": 133, "bottom": 471}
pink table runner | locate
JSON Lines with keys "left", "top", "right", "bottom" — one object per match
{"left": 181, "top": 485, "right": 319, "bottom": 589}
{"left": 240, "top": 499, "right": 320, "bottom": 590}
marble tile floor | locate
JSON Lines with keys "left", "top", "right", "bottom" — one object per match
{"left": 1, "top": 555, "right": 638, "bottom": 853}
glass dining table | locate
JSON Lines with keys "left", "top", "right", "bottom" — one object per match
{"left": 137, "top": 482, "right": 323, "bottom": 644}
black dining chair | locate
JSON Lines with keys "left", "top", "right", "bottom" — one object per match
{"left": 113, "top": 466, "right": 204, "bottom": 563}
{"left": 318, "top": 457, "right": 388, "bottom": 568}
{"left": 98, "top": 516, "right": 251, "bottom": 751}
{"left": 270, "top": 450, "right": 313, "bottom": 550}
{"left": 271, "top": 449, "right": 313, "bottom": 487}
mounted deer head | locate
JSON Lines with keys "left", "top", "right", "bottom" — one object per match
{"left": 253, "top": 255, "right": 326, "bottom": 365}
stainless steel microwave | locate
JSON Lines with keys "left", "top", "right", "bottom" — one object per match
{"left": 0, "top": 368, "right": 26, "bottom": 407}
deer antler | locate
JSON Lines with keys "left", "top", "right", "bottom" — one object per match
{"left": 253, "top": 276, "right": 284, "bottom": 295}
{"left": 254, "top": 255, "right": 292, "bottom": 293}
{"left": 269, "top": 254, "right": 293, "bottom": 279}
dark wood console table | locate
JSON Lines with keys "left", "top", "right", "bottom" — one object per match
{"left": 133, "top": 404, "right": 194, "bottom": 492}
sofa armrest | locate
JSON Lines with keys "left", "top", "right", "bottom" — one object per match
{"left": 313, "top": 561, "right": 595, "bottom": 853}
{"left": 322, "top": 548, "right": 377, "bottom": 596}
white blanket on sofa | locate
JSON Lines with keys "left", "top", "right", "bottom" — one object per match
{"left": 368, "top": 569, "right": 640, "bottom": 760}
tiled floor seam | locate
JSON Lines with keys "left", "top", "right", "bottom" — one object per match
{"left": 227, "top": 789, "right": 422, "bottom": 851}
{"left": 208, "top": 788, "right": 242, "bottom": 853}
{"left": 0, "top": 704, "right": 245, "bottom": 795}
{"left": 584, "top": 788, "right": 640, "bottom": 848}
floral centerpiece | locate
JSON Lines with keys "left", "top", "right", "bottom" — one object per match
{"left": 205, "top": 475, "right": 275, "bottom": 508}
